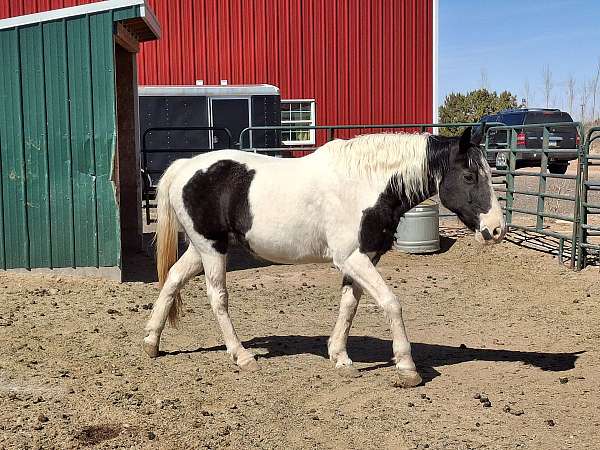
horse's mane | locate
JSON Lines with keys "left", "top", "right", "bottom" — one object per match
{"left": 315, "top": 132, "right": 430, "bottom": 199}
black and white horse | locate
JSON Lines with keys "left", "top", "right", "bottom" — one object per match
{"left": 143, "top": 127, "right": 505, "bottom": 387}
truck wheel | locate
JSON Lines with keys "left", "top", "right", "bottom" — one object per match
{"left": 548, "top": 163, "right": 568, "bottom": 175}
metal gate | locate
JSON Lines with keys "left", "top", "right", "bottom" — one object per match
{"left": 577, "top": 126, "right": 600, "bottom": 268}
{"left": 484, "top": 122, "right": 585, "bottom": 268}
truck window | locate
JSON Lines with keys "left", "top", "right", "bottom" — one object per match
{"left": 524, "top": 111, "right": 573, "bottom": 124}
{"left": 499, "top": 112, "right": 525, "bottom": 126}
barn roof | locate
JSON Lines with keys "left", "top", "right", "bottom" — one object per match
{"left": 0, "top": 0, "right": 160, "bottom": 41}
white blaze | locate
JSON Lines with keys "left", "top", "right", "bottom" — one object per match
{"left": 476, "top": 165, "right": 506, "bottom": 243}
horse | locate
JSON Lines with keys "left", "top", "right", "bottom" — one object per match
{"left": 142, "top": 126, "right": 506, "bottom": 387}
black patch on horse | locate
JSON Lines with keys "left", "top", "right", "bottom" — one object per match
{"left": 342, "top": 275, "right": 354, "bottom": 287}
{"left": 182, "top": 160, "right": 255, "bottom": 253}
{"left": 358, "top": 179, "right": 412, "bottom": 255}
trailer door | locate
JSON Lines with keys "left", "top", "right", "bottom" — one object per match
{"left": 210, "top": 98, "right": 250, "bottom": 149}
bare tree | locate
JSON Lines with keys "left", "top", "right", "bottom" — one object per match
{"left": 566, "top": 75, "right": 576, "bottom": 115}
{"left": 542, "top": 64, "right": 553, "bottom": 108}
{"left": 590, "top": 60, "right": 600, "bottom": 121}
{"left": 580, "top": 80, "right": 591, "bottom": 122}
{"left": 523, "top": 79, "right": 531, "bottom": 107}
{"left": 480, "top": 68, "right": 489, "bottom": 91}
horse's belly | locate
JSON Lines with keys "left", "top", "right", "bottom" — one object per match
{"left": 244, "top": 230, "right": 332, "bottom": 265}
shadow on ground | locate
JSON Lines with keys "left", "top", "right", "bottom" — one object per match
{"left": 164, "top": 335, "right": 582, "bottom": 384}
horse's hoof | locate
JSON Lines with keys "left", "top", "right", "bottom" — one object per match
{"left": 336, "top": 365, "right": 361, "bottom": 379}
{"left": 142, "top": 339, "right": 159, "bottom": 358}
{"left": 392, "top": 370, "right": 422, "bottom": 388}
{"left": 238, "top": 357, "right": 260, "bottom": 372}
{"left": 237, "top": 351, "right": 259, "bottom": 371}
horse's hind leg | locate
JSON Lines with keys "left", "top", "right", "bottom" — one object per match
{"left": 202, "top": 251, "right": 258, "bottom": 371}
{"left": 328, "top": 276, "right": 363, "bottom": 368}
{"left": 143, "top": 245, "right": 203, "bottom": 357}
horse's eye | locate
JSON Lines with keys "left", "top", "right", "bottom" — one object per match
{"left": 463, "top": 173, "right": 475, "bottom": 184}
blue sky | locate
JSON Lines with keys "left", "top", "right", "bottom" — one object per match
{"left": 439, "top": 0, "right": 600, "bottom": 119}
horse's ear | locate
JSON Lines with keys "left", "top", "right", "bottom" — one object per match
{"left": 471, "top": 126, "right": 484, "bottom": 146}
{"left": 459, "top": 126, "right": 473, "bottom": 152}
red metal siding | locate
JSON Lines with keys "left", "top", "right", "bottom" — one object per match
{"left": 1, "top": 0, "right": 433, "bottom": 135}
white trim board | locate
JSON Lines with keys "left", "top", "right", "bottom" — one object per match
{"left": 0, "top": 0, "right": 146, "bottom": 30}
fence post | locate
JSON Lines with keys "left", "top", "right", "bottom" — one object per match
{"left": 505, "top": 129, "right": 516, "bottom": 226}
{"left": 576, "top": 127, "right": 588, "bottom": 270}
{"left": 536, "top": 127, "right": 549, "bottom": 231}
{"left": 327, "top": 128, "right": 335, "bottom": 142}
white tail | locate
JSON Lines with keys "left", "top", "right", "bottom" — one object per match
{"left": 154, "top": 159, "right": 186, "bottom": 327}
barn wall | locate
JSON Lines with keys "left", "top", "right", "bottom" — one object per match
{"left": 1, "top": 0, "right": 434, "bottom": 136}
{"left": 140, "top": 0, "right": 434, "bottom": 136}
{"left": 0, "top": 7, "right": 145, "bottom": 270}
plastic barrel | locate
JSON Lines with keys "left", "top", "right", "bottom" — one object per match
{"left": 394, "top": 199, "right": 440, "bottom": 253}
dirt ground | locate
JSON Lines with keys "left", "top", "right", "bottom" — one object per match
{"left": 1, "top": 236, "right": 599, "bottom": 450}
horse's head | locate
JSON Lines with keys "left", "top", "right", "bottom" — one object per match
{"left": 438, "top": 127, "right": 506, "bottom": 244}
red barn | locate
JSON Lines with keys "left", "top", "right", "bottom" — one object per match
{"left": 1, "top": 0, "right": 438, "bottom": 144}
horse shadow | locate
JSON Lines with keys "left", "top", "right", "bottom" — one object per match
{"left": 165, "top": 335, "right": 582, "bottom": 384}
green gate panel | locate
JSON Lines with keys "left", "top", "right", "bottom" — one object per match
{"left": 91, "top": 11, "right": 120, "bottom": 267}
{"left": 20, "top": 23, "right": 52, "bottom": 269}
{"left": 0, "top": 28, "right": 29, "bottom": 269}
{"left": 43, "top": 19, "right": 75, "bottom": 268}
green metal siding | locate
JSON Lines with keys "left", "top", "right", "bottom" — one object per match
{"left": 90, "top": 12, "right": 120, "bottom": 267}
{"left": 44, "top": 19, "right": 75, "bottom": 268}
{"left": 0, "top": 5, "right": 143, "bottom": 271}
{"left": 67, "top": 15, "right": 99, "bottom": 268}
{"left": 21, "top": 23, "right": 51, "bottom": 268}
{"left": 0, "top": 28, "right": 28, "bottom": 269}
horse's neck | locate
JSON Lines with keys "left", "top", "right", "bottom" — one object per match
{"left": 378, "top": 154, "right": 446, "bottom": 212}
{"left": 423, "top": 141, "right": 451, "bottom": 200}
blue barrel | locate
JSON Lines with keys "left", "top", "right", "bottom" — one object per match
{"left": 394, "top": 199, "right": 440, "bottom": 253}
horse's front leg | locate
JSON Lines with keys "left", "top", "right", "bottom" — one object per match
{"left": 339, "top": 250, "right": 421, "bottom": 387}
{"left": 328, "top": 276, "right": 363, "bottom": 368}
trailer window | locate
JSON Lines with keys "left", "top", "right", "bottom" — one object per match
{"left": 281, "top": 100, "right": 316, "bottom": 145}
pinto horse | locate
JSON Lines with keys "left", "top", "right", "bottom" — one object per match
{"left": 142, "top": 127, "right": 505, "bottom": 387}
